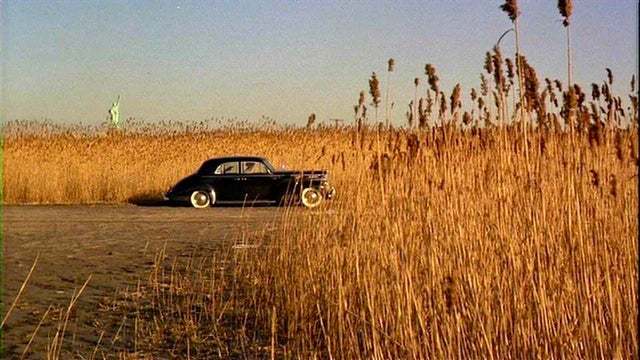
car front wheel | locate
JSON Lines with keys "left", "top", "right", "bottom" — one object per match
{"left": 301, "top": 187, "right": 323, "bottom": 208}
{"left": 190, "top": 190, "right": 214, "bottom": 208}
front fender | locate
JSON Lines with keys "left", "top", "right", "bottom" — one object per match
{"left": 320, "top": 182, "right": 336, "bottom": 199}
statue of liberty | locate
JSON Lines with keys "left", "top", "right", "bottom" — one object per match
{"left": 109, "top": 95, "right": 121, "bottom": 128}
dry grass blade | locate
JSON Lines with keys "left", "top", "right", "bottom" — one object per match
{"left": 20, "top": 305, "right": 52, "bottom": 359}
{"left": 1, "top": 255, "right": 38, "bottom": 330}
{"left": 48, "top": 275, "right": 92, "bottom": 360}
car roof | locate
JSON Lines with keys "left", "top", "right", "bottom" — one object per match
{"left": 204, "top": 156, "right": 267, "bottom": 164}
{"left": 197, "top": 156, "right": 270, "bottom": 174}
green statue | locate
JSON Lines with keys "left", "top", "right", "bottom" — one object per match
{"left": 109, "top": 95, "right": 121, "bottom": 128}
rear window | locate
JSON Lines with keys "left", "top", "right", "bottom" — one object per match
{"left": 242, "top": 161, "right": 270, "bottom": 174}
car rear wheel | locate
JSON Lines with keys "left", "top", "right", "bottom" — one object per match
{"left": 301, "top": 188, "right": 323, "bottom": 208}
{"left": 190, "top": 190, "right": 214, "bottom": 208}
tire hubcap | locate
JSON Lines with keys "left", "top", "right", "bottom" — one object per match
{"left": 302, "top": 189, "right": 321, "bottom": 207}
{"left": 192, "top": 192, "right": 209, "bottom": 207}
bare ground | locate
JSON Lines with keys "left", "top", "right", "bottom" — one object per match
{"left": 2, "top": 204, "right": 282, "bottom": 358}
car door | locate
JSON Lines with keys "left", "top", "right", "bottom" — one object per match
{"left": 241, "top": 160, "right": 278, "bottom": 202}
{"left": 203, "top": 161, "right": 244, "bottom": 202}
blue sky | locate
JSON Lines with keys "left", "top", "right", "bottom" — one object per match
{"left": 2, "top": 1, "right": 638, "bottom": 125}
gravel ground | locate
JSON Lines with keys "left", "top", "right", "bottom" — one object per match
{"left": 2, "top": 204, "right": 282, "bottom": 358}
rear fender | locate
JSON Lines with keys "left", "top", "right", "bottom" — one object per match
{"left": 183, "top": 184, "right": 216, "bottom": 199}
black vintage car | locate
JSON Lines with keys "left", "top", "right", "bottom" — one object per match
{"left": 164, "top": 156, "right": 336, "bottom": 208}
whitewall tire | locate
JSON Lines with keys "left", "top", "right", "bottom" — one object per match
{"left": 301, "top": 188, "right": 323, "bottom": 208}
{"left": 190, "top": 190, "right": 215, "bottom": 208}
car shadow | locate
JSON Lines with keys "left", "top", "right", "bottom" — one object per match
{"left": 126, "top": 193, "right": 176, "bottom": 207}
{"left": 214, "top": 202, "right": 277, "bottom": 208}
{"left": 127, "top": 193, "right": 284, "bottom": 208}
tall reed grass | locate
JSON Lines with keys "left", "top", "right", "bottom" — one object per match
{"left": 3, "top": 1, "right": 637, "bottom": 355}
{"left": 248, "top": 126, "right": 638, "bottom": 358}
{"left": 2, "top": 119, "right": 348, "bottom": 204}
{"left": 82, "top": 125, "right": 638, "bottom": 358}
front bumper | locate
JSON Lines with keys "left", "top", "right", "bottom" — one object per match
{"left": 321, "top": 184, "right": 336, "bottom": 200}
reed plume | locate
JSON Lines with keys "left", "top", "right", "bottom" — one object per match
{"left": 520, "top": 56, "right": 540, "bottom": 113}
{"left": 426, "top": 64, "right": 441, "bottom": 124}
{"left": 387, "top": 58, "right": 395, "bottom": 72}
{"left": 480, "top": 74, "right": 489, "bottom": 97}
{"left": 500, "top": 0, "right": 519, "bottom": 21}
{"left": 630, "top": 93, "right": 638, "bottom": 125}
{"left": 425, "top": 64, "right": 439, "bottom": 93}
{"left": 558, "top": 0, "right": 573, "bottom": 26}
{"left": 369, "top": 72, "right": 382, "bottom": 124}
{"left": 425, "top": 91, "right": 434, "bottom": 126}
{"left": 484, "top": 52, "right": 494, "bottom": 74}
{"left": 306, "top": 113, "right": 316, "bottom": 128}
{"left": 407, "top": 101, "right": 415, "bottom": 128}
{"left": 545, "top": 78, "right": 553, "bottom": 93}
{"left": 462, "top": 111, "right": 472, "bottom": 125}
{"left": 501, "top": 0, "right": 527, "bottom": 153}
{"left": 450, "top": 84, "right": 462, "bottom": 117}
{"left": 555, "top": 79, "right": 563, "bottom": 92}
{"left": 492, "top": 48, "right": 506, "bottom": 91}
{"left": 563, "top": 86, "right": 578, "bottom": 129}
{"left": 354, "top": 90, "right": 367, "bottom": 130}
{"left": 538, "top": 89, "right": 548, "bottom": 121}
{"left": 506, "top": 58, "right": 515, "bottom": 84}
{"left": 550, "top": 91, "right": 559, "bottom": 108}
{"left": 592, "top": 83, "right": 601, "bottom": 101}
{"left": 385, "top": 58, "right": 395, "bottom": 128}
{"left": 492, "top": 46, "right": 508, "bottom": 124}
{"left": 630, "top": 77, "right": 638, "bottom": 124}
{"left": 574, "top": 84, "right": 585, "bottom": 109}
{"left": 413, "top": 77, "right": 420, "bottom": 129}
{"left": 418, "top": 98, "right": 428, "bottom": 128}
{"left": 558, "top": 0, "right": 574, "bottom": 133}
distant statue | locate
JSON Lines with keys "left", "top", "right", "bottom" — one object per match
{"left": 109, "top": 95, "right": 121, "bottom": 128}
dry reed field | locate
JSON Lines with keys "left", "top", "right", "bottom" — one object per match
{"left": 3, "top": 122, "right": 638, "bottom": 358}
{"left": 2, "top": 120, "right": 347, "bottom": 205}
{"left": 254, "top": 127, "right": 638, "bottom": 358}
{"left": 3, "top": 1, "right": 639, "bottom": 357}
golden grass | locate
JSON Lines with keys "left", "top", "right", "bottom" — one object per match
{"left": 4, "top": 1, "right": 638, "bottom": 354}
{"left": 5, "top": 121, "right": 636, "bottom": 357}
{"left": 2, "top": 121, "right": 347, "bottom": 204}
{"left": 249, "top": 127, "right": 638, "bottom": 358}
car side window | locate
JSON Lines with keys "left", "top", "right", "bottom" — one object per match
{"left": 214, "top": 161, "right": 240, "bottom": 175}
{"left": 242, "top": 161, "right": 270, "bottom": 174}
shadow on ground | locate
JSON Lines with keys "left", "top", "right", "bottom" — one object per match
{"left": 127, "top": 192, "right": 283, "bottom": 208}
{"left": 127, "top": 192, "right": 173, "bottom": 207}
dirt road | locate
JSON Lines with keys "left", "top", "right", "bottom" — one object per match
{"left": 2, "top": 204, "right": 282, "bottom": 358}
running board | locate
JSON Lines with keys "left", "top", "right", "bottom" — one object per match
{"left": 216, "top": 200, "right": 277, "bottom": 204}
